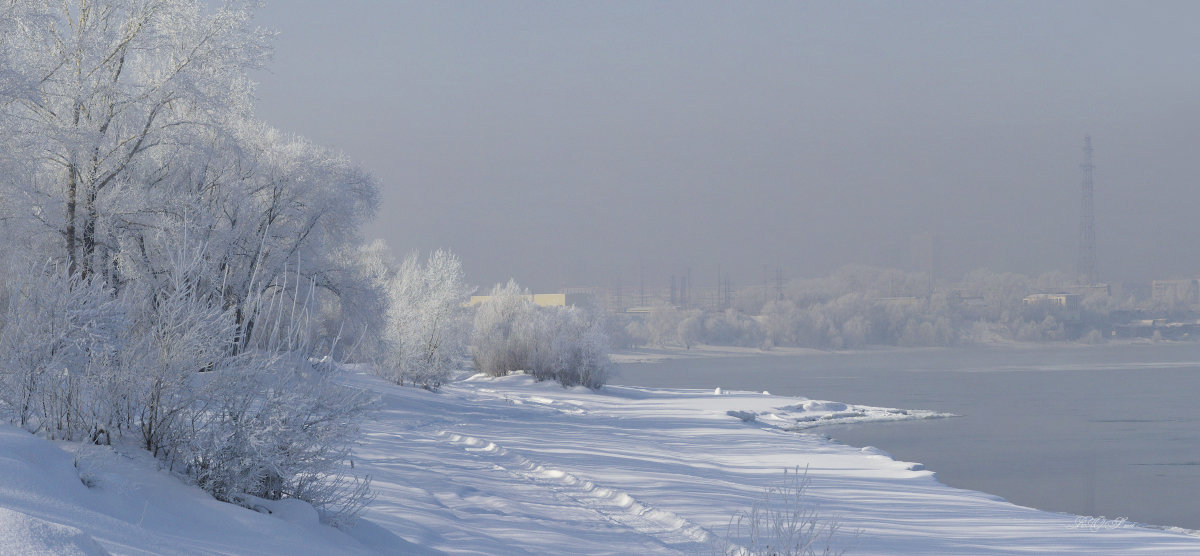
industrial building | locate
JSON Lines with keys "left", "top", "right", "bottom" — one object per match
{"left": 1021, "top": 293, "right": 1082, "bottom": 311}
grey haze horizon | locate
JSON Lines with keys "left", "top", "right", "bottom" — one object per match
{"left": 251, "top": 1, "right": 1200, "bottom": 292}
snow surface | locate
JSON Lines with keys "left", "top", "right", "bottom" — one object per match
{"left": 4, "top": 368, "right": 1200, "bottom": 554}
{"left": 345, "top": 370, "right": 1200, "bottom": 554}
{"left": 0, "top": 424, "right": 385, "bottom": 555}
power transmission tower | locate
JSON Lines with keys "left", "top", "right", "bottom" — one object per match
{"left": 614, "top": 276, "right": 623, "bottom": 314}
{"left": 762, "top": 265, "right": 771, "bottom": 306}
{"left": 684, "top": 267, "right": 691, "bottom": 309}
{"left": 775, "top": 266, "right": 784, "bottom": 301}
{"left": 679, "top": 275, "right": 687, "bottom": 308}
{"left": 715, "top": 264, "right": 721, "bottom": 311}
{"left": 1077, "top": 135, "right": 1098, "bottom": 285}
{"left": 639, "top": 264, "right": 645, "bottom": 307}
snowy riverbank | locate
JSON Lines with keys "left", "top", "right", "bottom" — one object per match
{"left": 3, "top": 368, "right": 1200, "bottom": 554}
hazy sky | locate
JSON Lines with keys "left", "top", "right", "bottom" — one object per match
{"left": 251, "top": 1, "right": 1200, "bottom": 291}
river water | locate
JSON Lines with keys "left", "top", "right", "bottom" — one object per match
{"left": 613, "top": 342, "right": 1200, "bottom": 530}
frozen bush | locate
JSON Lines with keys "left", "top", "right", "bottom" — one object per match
{"left": 530, "top": 305, "right": 612, "bottom": 389}
{"left": 0, "top": 262, "right": 122, "bottom": 440}
{"left": 187, "top": 350, "right": 373, "bottom": 523}
{"left": 472, "top": 281, "right": 538, "bottom": 377}
{"left": 471, "top": 281, "right": 612, "bottom": 388}
{"left": 719, "top": 467, "right": 854, "bottom": 556}
{"left": 181, "top": 264, "right": 373, "bottom": 524}
{"left": 122, "top": 260, "right": 237, "bottom": 456}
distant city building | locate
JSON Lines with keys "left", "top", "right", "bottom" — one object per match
{"left": 949, "top": 291, "right": 988, "bottom": 309}
{"left": 1113, "top": 282, "right": 1151, "bottom": 302}
{"left": 1064, "top": 283, "right": 1110, "bottom": 297}
{"left": 1151, "top": 279, "right": 1200, "bottom": 305}
{"left": 875, "top": 296, "right": 923, "bottom": 308}
{"left": 1022, "top": 293, "right": 1082, "bottom": 311}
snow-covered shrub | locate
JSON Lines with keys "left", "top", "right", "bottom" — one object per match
{"left": 121, "top": 256, "right": 237, "bottom": 456}
{"left": 0, "top": 237, "right": 375, "bottom": 525}
{"left": 0, "top": 262, "right": 122, "bottom": 440}
{"left": 528, "top": 305, "right": 612, "bottom": 389}
{"left": 471, "top": 281, "right": 612, "bottom": 388}
{"left": 187, "top": 351, "right": 373, "bottom": 522}
{"left": 472, "top": 281, "right": 539, "bottom": 377}
{"left": 379, "top": 250, "right": 472, "bottom": 389}
{"left": 178, "top": 267, "right": 374, "bottom": 524}
{"left": 721, "top": 467, "right": 853, "bottom": 556}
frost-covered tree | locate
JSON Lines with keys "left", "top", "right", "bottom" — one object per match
{"left": 0, "top": 1, "right": 380, "bottom": 352}
{"left": 380, "top": 250, "right": 473, "bottom": 389}
{"left": 644, "top": 302, "right": 687, "bottom": 347}
{"left": 0, "top": 1, "right": 380, "bottom": 524}
{"left": 677, "top": 312, "right": 704, "bottom": 349}
{"left": 0, "top": 0, "right": 270, "bottom": 279}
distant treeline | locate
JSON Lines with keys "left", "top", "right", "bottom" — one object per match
{"left": 608, "top": 266, "right": 1188, "bottom": 350}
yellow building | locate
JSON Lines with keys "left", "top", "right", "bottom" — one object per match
{"left": 466, "top": 293, "right": 595, "bottom": 308}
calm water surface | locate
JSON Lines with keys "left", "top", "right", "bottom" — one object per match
{"left": 613, "top": 342, "right": 1200, "bottom": 530}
